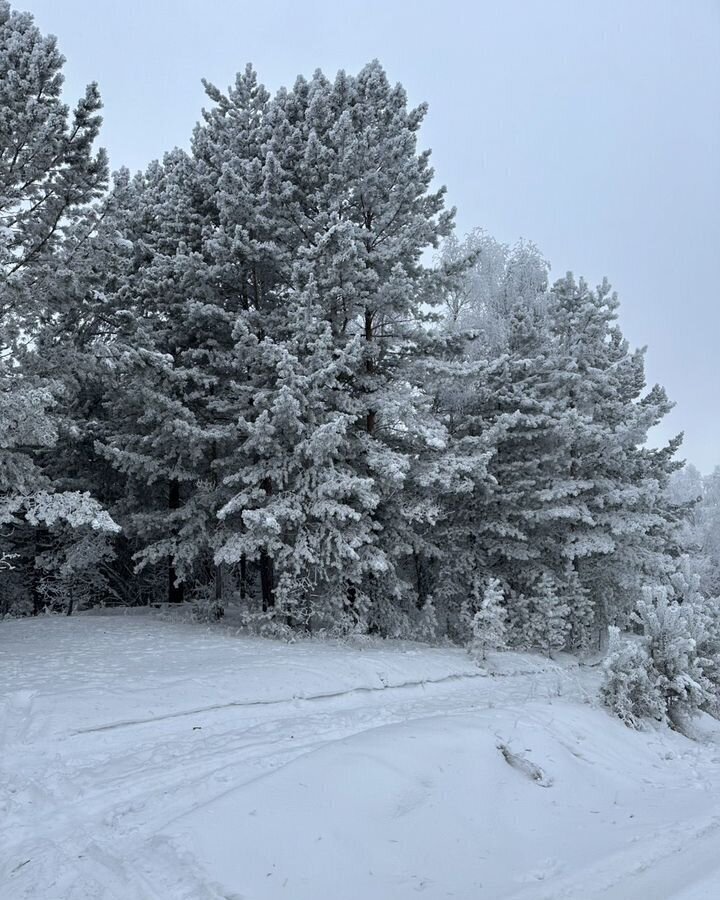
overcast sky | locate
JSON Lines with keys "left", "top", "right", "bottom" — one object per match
{"left": 20, "top": 0, "right": 720, "bottom": 472}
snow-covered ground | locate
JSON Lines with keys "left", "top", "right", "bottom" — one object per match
{"left": 2, "top": 613, "right": 720, "bottom": 900}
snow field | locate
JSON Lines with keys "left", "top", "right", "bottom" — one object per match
{"left": 2, "top": 613, "right": 720, "bottom": 899}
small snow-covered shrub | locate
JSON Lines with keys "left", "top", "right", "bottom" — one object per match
{"left": 367, "top": 588, "right": 442, "bottom": 642}
{"left": 636, "top": 586, "right": 713, "bottom": 724}
{"left": 668, "top": 570, "right": 720, "bottom": 715}
{"left": 188, "top": 588, "right": 225, "bottom": 623}
{"left": 525, "top": 574, "right": 570, "bottom": 656}
{"left": 600, "top": 628, "right": 665, "bottom": 727}
{"left": 413, "top": 598, "right": 440, "bottom": 643}
{"left": 601, "top": 586, "right": 717, "bottom": 729}
{"left": 238, "top": 609, "right": 296, "bottom": 641}
{"left": 681, "top": 596, "right": 720, "bottom": 717}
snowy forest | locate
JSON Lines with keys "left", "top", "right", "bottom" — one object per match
{"left": 2, "top": 1, "right": 720, "bottom": 728}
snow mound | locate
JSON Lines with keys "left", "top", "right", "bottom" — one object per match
{"left": 164, "top": 701, "right": 720, "bottom": 900}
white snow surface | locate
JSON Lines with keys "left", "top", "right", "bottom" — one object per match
{"left": 2, "top": 612, "right": 720, "bottom": 900}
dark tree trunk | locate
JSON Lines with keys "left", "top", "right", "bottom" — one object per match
{"left": 364, "top": 308, "right": 376, "bottom": 434}
{"left": 31, "top": 581, "right": 42, "bottom": 616}
{"left": 260, "top": 549, "right": 275, "bottom": 612}
{"left": 168, "top": 563, "right": 184, "bottom": 604}
{"left": 345, "top": 582, "right": 358, "bottom": 624}
{"left": 414, "top": 551, "right": 427, "bottom": 610}
{"left": 167, "top": 479, "right": 184, "bottom": 604}
{"left": 346, "top": 583, "right": 357, "bottom": 609}
{"left": 214, "top": 562, "right": 224, "bottom": 618}
{"left": 31, "top": 534, "right": 43, "bottom": 616}
{"left": 240, "top": 554, "right": 247, "bottom": 602}
{"left": 259, "top": 477, "right": 275, "bottom": 612}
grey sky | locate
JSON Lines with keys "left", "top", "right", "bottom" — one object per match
{"left": 20, "top": 0, "right": 720, "bottom": 472}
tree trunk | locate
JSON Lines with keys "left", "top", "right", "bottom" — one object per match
{"left": 240, "top": 554, "right": 247, "bottom": 602}
{"left": 345, "top": 582, "right": 357, "bottom": 622}
{"left": 346, "top": 582, "right": 357, "bottom": 607}
{"left": 364, "top": 308, "right": 375, "bottom": 434}
{"left": 31, "top": 534, "right": 42, "bottom": 616}
{"left": 414, "top": 551, "right": 427, "bottom": 610}
{"left": 214, "top": 562, "right": 224, "bottom": 618}
{"left": 259, "top": 477, "right": 275, "bottom": 612}
{"left": 31, "top": 584, "right": 42, "bottom": 616}
{"left": 167, "top": 479, "right": 184, "bottom": 604}
{"left": 168, "top": 562, "right": 184, "bottom": 604}
{"left": 260, "top": 549, "right": 274, "bottom": 612}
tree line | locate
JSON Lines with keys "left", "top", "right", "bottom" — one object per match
{"left": 1, "top": 2, "right": 714, "bottom": 667}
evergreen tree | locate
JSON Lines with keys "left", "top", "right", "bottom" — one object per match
{"left": 525, "top": 573, "right": 571, "bottom": 655}
{"left": 469, "top": 577, "right": 508, "bottom": 661}
{"left": 0, "top": 1, "right": 116, "bottom": 613}
{"left": 435, "top": 302, "right": 573, "bottom": 633}
{"left": 88, "top": 152, "right": 235, "bottom": 604}
{"left": 193, "top": 61, "right": 456, "bottom": 629}
{"left": 698, "top": 469, "right": 720, "bottom": 597}
{"left": 215, "top": 281, "right": 378, "bottom": 628}
{"left": 670, "top": 466, "right": 720, "bottom": 597}
{"left": 547, "top": 274, "right": 684, "bottom": 637}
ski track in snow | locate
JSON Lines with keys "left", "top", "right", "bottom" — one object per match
{"left": 2, "top": 613, "right": 720, "bottom": 900}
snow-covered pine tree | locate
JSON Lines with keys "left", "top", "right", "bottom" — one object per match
{"left": 600, "top": 627, "right": 666, "bottom": 728}
{"left": 214, "top": 279, "right": 381, "bottom": 630}
{"left": 273, "top": 63, "right": 455, "bottom": 631}
{"left": 188, "top": 64, "right": 298, "bottom": 613}
{"left": 0, "top": 1, "right": 117, "bottom": 613}
{"left": 0, "top": 2, "right": 107, "bottom": 301}
{"left": 602, "top": 585, "right": 717, "bottom": 728}
{"left": 697, "top": 469, "right": 720, "bottom": 597}
{"left": 438, "top": 242, "right": 685, "bottom": 650}
{"left": 432, "top": 230, "right": 580, "bottom": 635}
{"left": 435, "top": 298, "right": 576, "bottom": 637}
{"left": 195, "top": 61, "right": 456, "bottom": 630}
{"left": 547, "top": 274, "right": 684, "bottom": 641}
{"left": 192, "top": 63, "right": 280, "bottom": 323}
{"left": 525, "top": 572, "right": 571, "bottom": 655}
{"left": 670, "top": 466, "right": 720, "bottom": 598}
{"left": 468, "top": 577, "right": 508, "bottom": 661}
{"left": 88, "top": 151, "right": 238, "bottom": 605}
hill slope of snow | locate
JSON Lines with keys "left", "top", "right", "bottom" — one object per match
{"left": 2, "top": 612, "right": 720, "bottom": 899}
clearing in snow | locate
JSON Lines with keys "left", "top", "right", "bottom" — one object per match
{"left": 2, "top": 612, "right": 720, "bottom": 899}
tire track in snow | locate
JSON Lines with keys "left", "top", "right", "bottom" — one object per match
{"left": 69, "top": 669, "right": 489, "bottom": 735}
{"left": 3, "top": 675, "right": 516, "bottom": 900}
{"left": 3, "top": 658, "right": 590, "bottom": 900}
